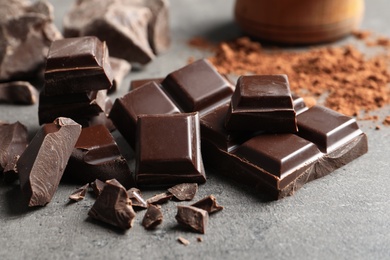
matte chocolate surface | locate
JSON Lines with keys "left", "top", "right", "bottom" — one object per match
{"left": 225, "top": 75, "right": 297, "bottom": 133}
{"left": 88, "top": 179, "right": 136, "bottom": 230}
{"left": 142, "top": 204, "right": 163, "bottom": 229}
{"left": 44, "top": 36, "right": 113, "bottom": 96}
{"left": 191, "top": 195, "right": 224, "bottom": 214}
{"left": 175, "top": 205, "right": 209, "bottom": 234}
{"left": 69, "top": 184, "right": 89, "bottom": 202}
{"left": 17, "top": 117, "right": 81, "bottom": 207}
{"left": 135, "top": 112, "right": 206, "bottom": 187}
{"left": 168, "top": 183, "right": 198, "bottom": 201}
{"left": 129, "top": 77, "right": 164, "bottom": 91}
{"left": 0, "top": 81, "right": 38, "bottom": 104}
{"left": 63, "top": 125, "right": 134, "bottom": 188}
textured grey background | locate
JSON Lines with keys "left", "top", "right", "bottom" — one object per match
{"left": 0, "top": 0, "right": 389, "bottom": 259}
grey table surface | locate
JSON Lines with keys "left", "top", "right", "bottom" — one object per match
{"left": 1, "top": 0, "right": 390, "bottom": 259}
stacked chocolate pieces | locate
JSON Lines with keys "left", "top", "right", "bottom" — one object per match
{"left": 39, "top": 36, "right": 114, "bottom": 126}
{"left": 112, "top": 59, "right": 368, "bottom": 199}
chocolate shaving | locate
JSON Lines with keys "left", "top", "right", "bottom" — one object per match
{"left": 177, "top": 237, "right": 190, "bottom": 246}
{"left": 167, "top": 183, "right": 198, "bottom": 201}
{"left": 146, "top": 192, "right": 173, "bottom": 205}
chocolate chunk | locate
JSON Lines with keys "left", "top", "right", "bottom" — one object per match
{"left": 0, "top": 0, "right": 61, "bottom": 81}
{"left": 69, "top": 184, "right": 89, "bottom": 202}
{"left": 109, "top": 57, "right": 131, "bottom": 94}
{"left": 146, "top": 192, "right": 173, "bottom": 205}
{"left": 135, "top": 113, "right": 206, "bottom": 187}
{"left": 0, "top": 81, "right": 38, "bottom": 104}
{"left": 63, "top": 125, "right": 134, "bottom": 188}
{"left": 127, "top": 188, "right": 147, "bottom": 209}
{"left": 129, "top": 77, "right": 163, "bottom": 91}
{"left": 0, "top": 121, "right": 28, "bottom": 181}
{"left": 88, "top": 179, "right": 136, "bottom": 230}
{"left": 177, "top": 237, "right": 190, "bottom": 246}
{"left": 91, "top": 179, "right": 106, "bottom": 197}
{"left": 17, "top": 118, "right": 81, "bottom": 207}
{"left": 191, "top": 195, "right": 224, "bottom": 214}
{"left": 225, "top": 75, "right": 297, "bottom": 133}
{"left": 87, "top": 96, "right": 116, "bottom": 131}
{"left": 142, "top": 204, "right": 163, "bottom": 229}
{"left": 63, "top": 0, "right": 155, "bottom": 65}
{"left": 110, "top": 81, "right": 180, "bottom": 148}
{"left": 44, "top": 36, "right": 113, "bottom": 96}
{"left": 175, "top": 205, "right": 208, "bottom": 234}
{"left": 161, "top": 59, "right": 233, "bottom": 114}
{"left": 168, "top": 183, "right": 198, "bottom": 201}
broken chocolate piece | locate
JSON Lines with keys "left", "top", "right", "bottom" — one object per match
{"left": 17, "top": 117, "right": 81, "bottom": 207}
{"left": 0, "top": 81, "right": 38, "bottom": 104}
{"left": 91, "top": 179, "right": 106, "bottom": 197}
{"left": 135, "top": 113, "right": 206, "bottom": 187}
{"left": 64, "top": 125, "right": 134, "bottom": 188}
{"left": 146, "top": 192, "right": 173, "bottom": 205}
{"left": 191, "top": 195, "right": 224, "bottom": 214}
{"left": 142, "top": 204, "right": 163, "bottom": 229}
{"left": 127, "top": 188, "right": 147, "bottom": 209}
{"left": 175, "top": 205, "right": 208, "bottom": 234}
{"left": 44, "top": 36, "right": 113, "bottom": 96}
{"left": 224, "top": 75, "right": 297, "bottom": 133}
{"left": 88, "top": 179, "right": 136, "bottom": 229}
{"left": 168, "top": 183, "right": 198, "bottom": 201}
{"left": 177, "top": 237, "right": 190, "bottom": 246}
{"left": 69, "top": 184, "right": 89, "bottom": 202}
{"left": 109, "top": 57, "right": 131, "bottom": 94}
{"left": 87, "top": 97, "right": 116, "bottom": 131}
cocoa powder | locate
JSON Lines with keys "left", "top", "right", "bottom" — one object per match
{"left": 190, "top": 36, "right": 390, "bottom": 117}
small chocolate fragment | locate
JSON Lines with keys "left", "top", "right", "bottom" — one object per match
{"left": 168, "top": 183, "right": 198, "bottom": 201}
{"left": 44, "top": 36, "right": 113, "bottom": 96}
{"left": 142, "top": 204, "right": 163, "bottom": 229}
{"left": 64, "top": 125, "right": 134, "bottom": 188}
{"left": 69, "top": 184, "right": 89, "bottom": 202}
{"left": 17, "top": 118, "right": 81, "bottom": 207}
{"left": 127, "top": 188, "right": 147, "bottom": 209}
{"left": 146, "top": 192, "right": 173, "bottom": 205}
{"left": 109, "top": 57, "right": 131, "bottom": 94}
{"left": 91, "top": 179, "right": 106, "bottom": 197}
{"left": 177, "top": 237, "right": 190, "bottom": 246}
{"left": 197, "top": 237, "right": 203, "bottom": 242}
{"left": 0, "top": 81, "right": 38, "bottom": 104}
{"left": 135, "top": 113, "right": 206, "bottom": 187}
{"left": 129, "top": 77, "right": 163, "bottom": 91}
{"left": 175, "top": 205, "right": 208, "bottom": 234}
{"left": 191, "top": 195, "right": 224, "bottom": 214}
{"left": 88, "top": 179, "right": 136, "bottom": 229}
{"left": 224, "top": 75, "right": 297, "bottom": 133}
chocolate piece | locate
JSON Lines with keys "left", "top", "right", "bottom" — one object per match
{"left": 162, "top": 59, "right": 233, "bottom": 114}
{"left": 63, "top": 0, "right": 155, "bottom": 65}
{"left": 197, "top": 237, "right": 203, "bottom": 242}
{"left": 0, "top": 121, "right": 28, "bottom": 181}
{"left": 177, "top": 237, "right": 190, "bottom": 246}
{"left": 142, "top": 204, "right": 163, "bottom": 229}
{"left": 88, "top": 97, "right": 116, "bottom": 131}
{"left": 146, "top": 192, "right": 173, "bottom": 205}
{"left": 0, "top": 81, "right": 38, "bottom": 104}
{"left": 175, "top": 205, "right": 208, "bottom": 234}
{"left": 88, "top": 179, "right": 136, "bottom": 229}
{"left": 110, "top": 81, "right": 180, "bottom": 148}
{"left": 69, "top": 184, "right": 89, "bottom": 202}
{"left": 292, "top": 94, "right": 308, "bottom": 115}
{"left": 129, "top": 77, "right": 163, "bottom": 91}
{"left": 191, "top": 195, "right": 224, "bottom": 214}
{"left": 168, "top": 183, "right": 198, "bottom": 201}
{"left": 225, "top": 75, "right": 297, "bottom": 133}
{"left": 44, "top": 36, "right": 113, "bottom": 96}
{"left": 64, "top": 125, "right": 134, "bottom": 188}
{"left": 135, "top": 113, "right": 206, "bottom": 187}
{"left": 17, "top": 118, "right": 81, "bottom": 207}
{"left": 0, "top": 1, "right": 61, "bottom": 81}
{"left": 109, "top": 57, "right": 131, "bottom": 94}
{"left": 91, "top": 179, "right": 106, "bottom": 197}
{"left": 127, "top": 188, "right": 147, "bottom": 209}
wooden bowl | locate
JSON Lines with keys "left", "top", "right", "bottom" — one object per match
{"left": 234, "top": 0, "right": 364, "bottom": 44}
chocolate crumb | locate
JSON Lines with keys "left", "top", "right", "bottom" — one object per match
{"left": 177, "top": 237, "right": 190, "bottom": 246}
{"left": 383, "top": 116, "right": 390, "bottom": 126}
{"left": 69, "top": 184, "right": 89, "bottom": 202}
{"left": 168, "top": 183, "right": 198, "bottom": 201}
{"left": 197, "top": 237, "right": 203, "bottom": 242}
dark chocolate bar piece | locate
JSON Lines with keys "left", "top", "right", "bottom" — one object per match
{"left": 161, "top": 59, "right": 233, "bottom": 114}
{"left": 88, "top": 179, "right": 136, "bottom": 230}
{"left": 0, "top": 81, "right": 38, "bottom": 104}
{"left": 17, "top": 118, "right": 81, "bottom": 207}
{"left": 129, "top": 77, "right": 164, "bottom": 91}
{"left": 69, "top": 184, "right": 89, "bottom": 202}
{"left": 142, "top": 204, "right": 163, "bottom": 229}
{"left": 109, "top": 57, "right": 131, "bottom": 94}
{"left": 135, "top": 112, "right": 206, "bottom": 187}
{"left": 63, "top": 125, "right": 134, "bottom": 188}
{"left": 175, "top": 205, "right": 208, "bottom": 234}
{"left": 109, "top": 81, "right": 180, "bottom": 148}
{"left": 225, "top": 75, "right": 297, "bottom": 133}
{"left": 44, "top": 36, "right": 113, "bottom": 96}
{"left": 168, "top": 183, "right": 198, "bottom": 201}
{"left": 191, "top": 195, "right": 224, "bottom": 214}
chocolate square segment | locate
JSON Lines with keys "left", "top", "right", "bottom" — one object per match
{"left": 162, "top": 59, "right": 233, "bottom": 114}
{"left": 135, "top": 112, "right": 206, "bottom": 187}
{"left": 225, "top": 75, "right": 297, "bottom": 133}
{"left": 44, "top": 36, "right": 113, "bottom": 95}
{"left": 109, "top": 81, "right": 180, "bottom": 147}
{"left": 297, "top": 106, "right": 362, "bottom": 153}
